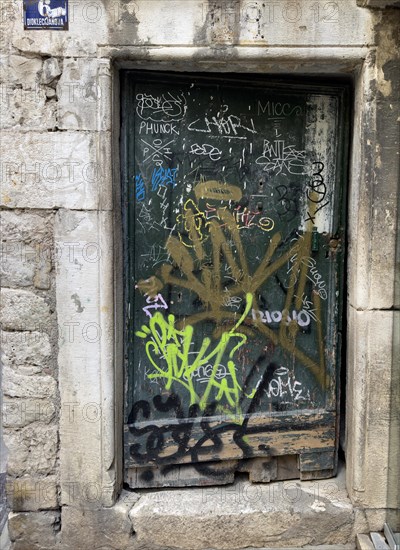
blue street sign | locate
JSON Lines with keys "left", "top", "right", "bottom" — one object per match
{"left": 24, "top": 0, "right": 68, "bottom": 30}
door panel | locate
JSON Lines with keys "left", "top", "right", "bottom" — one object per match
{"left": 121, "top": 72, "right": 349, "bottom": 488}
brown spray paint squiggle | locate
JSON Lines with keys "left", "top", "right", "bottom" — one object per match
{"left": 136, "top": 180, "right": 327, "bottom": 412}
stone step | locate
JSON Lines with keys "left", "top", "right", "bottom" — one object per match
{"left": 129, "top": 468, "right": 360, "bottom": 550}
{"left": 198, "top": 547, "right": 356, "bottom": 550}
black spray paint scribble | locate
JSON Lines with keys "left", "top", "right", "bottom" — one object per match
{"left": 127, "top": 362, "right": 323, "bottom": 480}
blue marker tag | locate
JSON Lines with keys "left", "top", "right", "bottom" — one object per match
{"left": 24, "top": 0, "right": 68, "bottom": 30}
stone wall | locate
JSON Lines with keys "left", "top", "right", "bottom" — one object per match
{"left": 1, "top": 213, "right": 60, "bottom": 547}
{"left": 0, "top": 1, "right": 399, "bottom": 549}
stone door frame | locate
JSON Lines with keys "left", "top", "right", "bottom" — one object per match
{"left": 55, "top": 41, "right": 399, "bottom": 521}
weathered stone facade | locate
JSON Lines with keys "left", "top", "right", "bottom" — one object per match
{"left": 0, "top": 1, "right": 399, "bottom": 549}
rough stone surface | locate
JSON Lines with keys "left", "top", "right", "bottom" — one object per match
{"left": 8, "top": 511, "right": 60, "bottom": 550}
{"left": 0, "top": 131, "right": 111, "bottom": 210}
{"left": 2, "top": 366, "right": 57, "bottom": 399}
{"left": 0, "top": 87, "right": 57, "bottom": 130}
{"left": 41, "top": 58, "right": 61, "bottom": 85}
{"left": 0, "top": 0, "right": 375, "bottom": 59}
{"left": 6, "top": 475, "right": 58, "bottom": 511}
{"left": 59, "top": 492, "right": 358, "bottom": 550}
{"left": 235, "top": 547, "right": 355, "bottom": 550}
{"left": 0, "top": 211, "right": 52, "bottom": 241}
{"left": 139, "top": 0, "right": 373, "bottom": 46}
{"left": 346, "top": 309, "right": 400, "bottom": 511}
{"left": 52, "top": 496, "right": 365, "bottom": 550}
{"left": 3, "top": 397, "right": 56, "bottom": 428}
{"left": 129, "top": 471, "right": 360, "bottom": 549}
{"left": 55, "top": 209, "right": 116, "bottom": 508}
{"left": 4, "top": 424, "right": 58, "bottom": 476}
{"left": 0, "top": 523, "right": 11, "bottom": 550}
{"left": 57, "top": 58, "right": 111, "bottom": 131}
{"left": 1, "top": 331, "right": 52, "bottom": 369}
{"left": 356, "top": 534, "right": 374, "bottom": 550}
{"left": 0, "top": 289, "right": 51, "bottom": 331}
{"left": 0, "top": 55, "right": 43, "bottom": 89}
{"left": 60, "top": 490, "right": 139, "bottom": 549}
{"left": 347, "top": 9, "right": 400, "bottom": 311}
{"left": 1, "top": 211, "right": 53, "bottom": 289}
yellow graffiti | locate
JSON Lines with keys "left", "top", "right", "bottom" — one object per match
{"left": 177, "top": 200, "right": 274, "bottom": 253}
{"left": 176, "top": 199, "right": 207, "bottom": 252}
{"left": 136, "top": 293, "right": 254, "bottom": 416}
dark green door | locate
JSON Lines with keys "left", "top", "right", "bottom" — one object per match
{"left": 121, "top": 72, "right": 349, "bottom": 488}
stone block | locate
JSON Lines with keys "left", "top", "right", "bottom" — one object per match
{"left": 0, "top": 55, "right": 43, "bottom": 89}
{"left": 129, "top": 472, "right": 358, "bottom": 549}
{"left": 4, "top": 424, "right": 58, "bottom": 476}
{"left": 1, "top": 240, "right": 36, "bottom": 287}
{"left": 347, "top": 43, "right": 400, "bottom": 311}
{"left": 0, "top": 84, "right": 57, "bottom": 130}
{"left": 8, "top": 511, "right": 60, "bottom": 550}
{"left": 0, "top": 289, "right": 51, "bottom": 331}
{"left": 108, "top": 0, "right": 373, "bottom": 47}
{"left": 3, "top": 397, "right": 56, "bottom": 428}
{"left": 1, "top": 331, "right": 52, "bottom": 368}
{"left": 2, "top": 367, "right": 57, "bottom": 399}
{"left": 6, "top": 475, "right": 58, "bottom": 511}
{"left": 346, "top": 308, "right": 400, "bottom": 510}
{"left": 60, "top": 491, "right": 139, "bottom": 549}
{"left": 57, "top": 58, "right": 111, "bottom": 131}
{"left": 0, "top": 522, "right": 11, "bottom": 550}
{"left": 0, "top": 210, "right": 52, "bottom": 242}
{"left": 1, "top": 240, "right": 41, "bottom": 288}
{"left": 41, "top": 58, "right": 61, "bottom": 86}
{"left": 55, "top": 209, "right": 115, "bottom": 507}
{"left": 348, "top": 194, "right": 398, "bottom": 311}
{"left": 0, "top": 2, "right": 15, "bottom": 51}
{"left": 0, "top": 131, "right": 112, "bottom": 210}
{"left": 356, "top": 534, "right": 375, "bottom": 550}
{"left": 0, "top": 55, "right": 60, "bottom": 131}
{"left": 1, "top": 211, "right": 53, "bottom": 289}
{"left": 1, "top": 0, "right": 375, "bottom": 58}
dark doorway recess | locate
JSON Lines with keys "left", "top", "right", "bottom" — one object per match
{"left": 121, "top": 71, "right": 350, "bottom": 488}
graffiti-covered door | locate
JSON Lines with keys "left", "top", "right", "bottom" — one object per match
{"left": 122, "top": 72, "right": 349, "bottom": 488}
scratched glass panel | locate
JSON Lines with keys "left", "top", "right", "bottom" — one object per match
{"left": 123, "top": 73, "right": 348, "bottom": 481}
